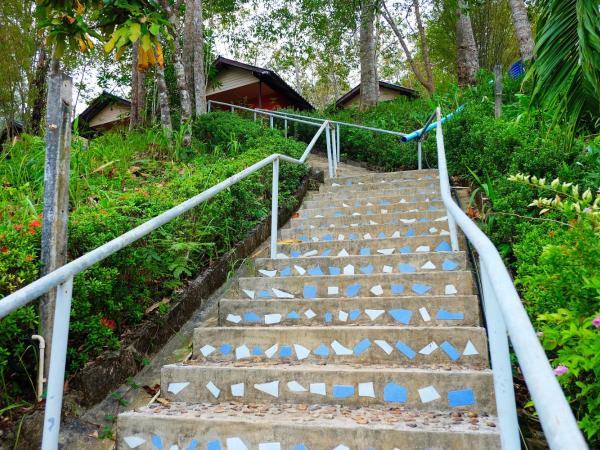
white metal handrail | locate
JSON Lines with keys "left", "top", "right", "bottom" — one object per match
{"left": 434, "top": 107, "right": 588, "bottom": 449}
{"left": 0, "top": 118, "right": 332, "bottom": 450}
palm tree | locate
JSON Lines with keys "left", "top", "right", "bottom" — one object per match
{"left": 528, "top": 0, "right": 600, "bottom": 126}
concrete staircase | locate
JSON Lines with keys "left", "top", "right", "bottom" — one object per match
{"left": 117, "top": 166, "right": 501, "bottom": 449}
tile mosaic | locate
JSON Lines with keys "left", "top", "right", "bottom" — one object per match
{"left": 419, "top": 307, "right": 432, "bottom": 322}
{"left": 265, "top": 344, "right": 278, "bottom": 358}
{"left": 436, "top": 310, "right": 464, "bottom": 320}
{"left": 287, "top": 381, "right": 307, "bottom": 392}
{"left": 418, "top": 385, "right": 441, "bottom": 403}
{"left": 419, "top": 342, "right": 439, "bottom": 355}
{"left": 206, "top": 381, "right": 220, "bottom": 398}
{"left": 463, "top": 340, "right": 479, "bottom": 356}
{"left": 389, "top": 309, "right": 412, "bottom": 324}
{"left": 254, "top": 380, "right": 279, "bottom": 397}
{"left": 448, "top": 389, "right": 476, "bottom": 407}
{"left": 332, "top": 385, "right": 354, "bottom": 398}
{"left": 310, "top": 383, "right": 326, "bottom": 395}
{"left": 231, "top": 383, "right": 244, "bottom": 397}
{"left": 124, "top": 436, "right": 146, "bottom": 448}
{"left": 359, "top": 382, "right": 376, "bottom": 398}
{"left": 294, "top": 344, "right": 311, "bottom": 360}
{"left": 384, "top": 383, "right": 407, "bottom": 403}
{"left": 445, "top": 284, "right": 458, "bottom": 295}
{"left": 304, "top": 309, "right": 316, "bottom": 319}
{"left": 353, "top": 338, "right": 371, "bottom": 355}
{"left": 365, "top": 309, "right": 385, "bottom": 320}
{"left": 226, "top": 437, "right": 248, "bottom": 450}
{"left": 272, "top": 288, "right": 294, "bottom": 299}
{"left": 167, "top": 382, "right": 189, "bottom": 395}
{"left": 395, "top": 341, "right": 417, "bottom": 359}
{"left": 331, "top": 340, "right": 353, "bottom": 355}
{"left": 440, "top": 341, "right": 461, "bottom": 361}
{"left": 374, "top": 339, "right": 394, "bottom": 355}
{"left": 265, "top": 314, "right": 282, "bottom": 324}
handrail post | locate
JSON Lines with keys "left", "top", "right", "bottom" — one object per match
{"left": 480, "top": 261, "right": 520, "bottom": 450}
{"left": 269, "top": 116, "right": 274, "bottom": 129}
{"left": 270, "top": 157, "right": 279, "bottom": 259}
{"left": 284, "top": 118, "right": 288, "bottom": 138}
{"left": 230, "top": 105, "right": 234, "bottom": 112}
{"left": 336, "top": 124, "right": 340, "bottom": 162}
{"left": 331, "top": 126, "right": 338, "bottom": 177}
{"left": 325, "top": 122, "right": 334, "bottom": 178}
{"left": 40, "top": 276, "right": 73, "bottom": 450}
{"left": 417, "top": 141, "right": 422, "bottom": 170}
{"left": 207, "top": 100, "right": 212, "bottom": 112}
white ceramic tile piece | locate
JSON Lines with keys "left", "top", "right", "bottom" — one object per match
{"left": 294, "top": 265, "right": 306, "bottom": 275}
{"left": 428, "top": 227, "right": 438, "bottom": 234}
{"left": 337, "top": 249, "right": 349, "bottom": 257}
{"left": 363, "top": 233, "right": 373, "bottom": 239}
{"left": 342, "top": 203, "right": 349, "bottom": 208}
{"left": 259, "top": 269, "right": 277, "bottom": 278}
{"left": 331, "top": 340, "right": 353, "bottom": 355}
{"left": 227, "top": 437, "right": 248, "bottom": 450}
{"left": 333, "top": 445, "right": 349, "bottom": 450}
{"left": 124, "top": 436, "right": 146, "bottom": 448}
{"left": 264, "top": 313, "right": 282, "bottom": 324}
{"left": 400, "top": 198, "right": 407, "bottom": 203}
{"left": 419, "top": 307, "right": 432, "bottom": 322}
{"left": 352, "top": 212, "right": 361, "bottom": 216}
{"left": 259, "top": 443, "right": 281, "bottom": 450}
{"left": 419, "top": 341, "right": 439, "bottom": 355}
{"left": 416, "top": 246, "right": 430, "bottom": 252}
{"left": 235, "top": 345, "right": 251, "bottom": 359}
{"left": 169, "top": 445, "right": 179, "bottom": 450}
{"left": 254, "top": 380, "right": 279, "bottom": 397}
{"left": 265, "top": 344, "right": 278, "bottom": 358}
{"left": 226, "top": 314, "right": 242, "bottom": 324}
{"left": 377, "top": 248, "right": 394, "bottom": 255}
{"left": 200, "top": 344, "right": 215, "bottom": 356}
{"left": 343, "top": 264, "right": 354, "bottom": 275}
{"left": 167, "top": 382, "right": 190, "bottom": 395}
{"left": 435, "top": 216, "right": 448, "bottom": 221}
{"left": 366, "top": 202, "right": 374, "bottom": 206}
{"left": 303, "top": 250, "right": 318, "bottom": 257}
{"left": 315, "top": 215, "right": 324, "bottom": 218}
{"left": 440, "top": 230, "right": 450, "bottom": 236}
{"left": 445, "top": 284, "right": 458, "bottom": 295}
{"left": 391, "top": 231, "right": 401, "bottom": 238}
{"left": 359, "top": 382, "right": 375, "bottom": 398}
{"left": 400, "top": 218, "right": 416, "bottom": 224}
{"left": 370, "top": 285, "right": 384, "bottom": 296}
{"left": 365, "top": 309, "right": 385, "bottom": 320}
{"left": 276, "top": 253, "right": 288, "bottom": 259}
{"left": 312, "top": 236, "right": 319, "bottom": 242}
{"left": 304, "top": 309, "right": 316, "bottom": 319}
{"left": 463, "top": 340, "right": 480, "bottom": 356}
{"left": 421, "top": 261, "right": 436, "bottom": 269}
{"left": 327, "top": 286, "right": 339, "bottom": 295}
{"left": 369, "top": 220, "right": 378, "bottom": 225}
{"left": 206, "top": 381, "right": 220, "bottom": 398}
{"left": 374, "top": 339, "right": 394, "bottom": 355}
{"left": 338, "top": 310, "right": 348, "bottom": 322}
{"left": 350, "top": 223, "right": 358, "bottom": 227}
{"left": 381, "top": 209, "right": 388, "bottom": 214}
{"left": 310, "top": 383, "right": 326, "bottom": 395}
{"left": 287, "top": 381, "right": 307, "bottom": 392}
{"left": 418, "top": 386, "right": 441, "bottom": 403}
{"left": 231, "top": 383, "right": 245, "bottom": 396}
{"left": 294, "top": 344, "right": 311, "bottom": 360}
{"left": 383, "top": 265, "right": 393, "bottom": 273}
{"left": 272, "top": 288, "right": 294, "bottom": 299}
{"left": 242, "top": 289, "right": 255, "bottom": 299}
{"left": 337, "top": 234, "right": 345, "bottom": 241}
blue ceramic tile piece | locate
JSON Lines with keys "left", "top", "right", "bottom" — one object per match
{"left": 220, "top": 343, "right": 232, "bottom": 355}
{"left": 360, "top": 247, "right": 371, "bottom": 256}
{"left": 349, "top": 309, "right": 361, "bottom": 321}
{"left": 314, "top": 343, "right": 329, "bottom": 357}
{"left": 436, "top": 309, "right": 464, "bottom": 320}
{"left": 442, "top": 259, "right": 459, "bottom": 271}
{"left": 398, "top": 263, "right": 416, "bottom": 273}
{"left": 346, "top": 283, "right": 362, "bottom": 297}
{"left": 389, "top": 309, "right": 412, "bottom": 324}
{"left": 299, "top": 235, "right": 308, "bottom": 242}
{"left": 346, "top": 180, "right": 353, "bottom": 186}
{"left": 412, "top": 283, "right": 432, "bottom": 295}
{"left": 424, "top": 175, "right": 433, "bottom": 180}
{"left": 391, "top": 284, "right": 405, "bottom": 295}
{"left": 243, "top": 312, "right": 260, "bottom": 322}
{"left": 399, "top": 246, "right": 412, "bottom": 254}
{"left": 380, "top": 199, "right": 391, "bottom": 206}
{"left": 354, "top": 201, "right": 361, "bottom": 207}
{"left": 185, "top": 439, "right": 199, "bottom": 450}
{"left": 207, "top": 440, "right": 221, "bottom": 450}
{"left": 252, "top": 345, "right": 263, "bottom": 356}
{"left": 308, "top": 266, "right": 324, "bottom": 276}
{"left": 395, "top": 341, "right": 416, "bottom": 359}
{"left": 378, "top": 231, "right": 386, "bottom": 239}
{"left": 334, "top": 212, "right": 344, "bottom": 217}
{"left": 303, "top": 285, "right": 318, "bottom": 299}
{"left": 383, "top": 383, "right": 407, "bottom": 403}
{"left": 448, "top": 389, "right": 476, "bottom": 407}
{"left": 353, "top": 338, "right": 371, "bottom": 355}
{"left": 349, "top": 233, "right": 358, "bottom": 241}
{"left": 280, "top": 266, "right": 292, "bottom": 277}
{"left": 151, "top": 435, "right": 163, "bottom": 450}
{"left": 329, "top": 266, "right": 341, "bottom": 275}
{"left": 324, "top": 312, "right": 332, "bottom": 323}
{"left": 280, "top": 346, "right": 293, "bottom": 357}
{"left": 435, "top": 241, "right": 452, "bottom": 252}
{"left": 287, "top": 311, "right": 300, "bottom": 319}
{"left": 359, "top": 264, "right": 374, "bottom": 274}
{"left": 428, "top": 206, "right": 438, "bottom": 211}
{"left": 322, "top": 234, "right": 333, "bottom": 242}
{"left": 333, "top": 385, "right": 355, "bottom": 398}
{"left": 319, "top": 223, "right": 326, "bottom": 229}
{"left": 258, "top": 290, "right": 271, "bottom": 298}
{"left": 291, "top": 445, "right": 307, "bottom": 450}
{"left": 440, "top": 341, "right": 461, "bottom": 361}
{"left": 419, "top": 217, "right": 429, "bottom": 222}
{"left": 291, "top": 250, "right": 302, "bottom": 257}
{"left": 321, "top": 249, "right": 332, "bottom": 256}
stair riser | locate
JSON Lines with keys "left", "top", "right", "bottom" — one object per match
{"left": 323, "top": 169, "right": 438, "bottom": 184}
{"left": 192, "top": 327, "right": 489, "bottom": 367}
{"left": 236, "top": 272, "right": 473, "bottom": 300}
{"left": 295, "top": 203, "right": 445, "bottom": 220}
{"left": 301, "top": 196, "right": 444, "bottom": 211}
{"left": 118, "top": 415, "right": 501, "bottom": 450}
{"left": 161, "top": 365, "right": 496, "bottom": 413}
{"left": 219, "top": 296, "right": 480, "bottom": 327}
{"left": 320, "top": 179, "right": 438, "bottom": 193}
{"left": 271, "top": 236, "right": 460, "bottom": 259}
{"left": 254, "top": 252, "right": 467, "bottom": 277}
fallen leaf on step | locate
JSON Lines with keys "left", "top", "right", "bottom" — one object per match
{"left": 156, "top": 397, "right": 170, "bottom": 406}
{"left": 278, "top": 239, "right": 303, "bottom": 244}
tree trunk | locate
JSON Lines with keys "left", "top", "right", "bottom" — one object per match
{"left": 184, "top": 0, "right": 195, "bottom": 101}
{"left": 28, "top": 45, "right": 49, "bottom": 135}
{"left": 508, "top": 0, "right": 534, "bottom": 61}
{"left": 456, "top": 0, "right": 479, "bottom": 86}
{"left": 359, "top": 0, "right": 378, "bottom": 110}
{"left": 160, "top": 0, "right": 193, "bottom": 145}
{"left": 193, "top": 0, "right": 207, "bottom": 115}
{"left": 130, "top": 42, "right": 146, "bottom": 130}
{"left": 156, "top": 66, "right": 173, "bottom": 135}
{"left": 380, "top": 1, "right": 434, "bottom": 94}
{"left": 413, "top": 0, "right": 434, "bottom": 91}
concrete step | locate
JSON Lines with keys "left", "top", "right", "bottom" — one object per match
{"left": 253, "top": 251, "right": 467, "bottom": 277}
{"left": 235, "top": 271, "right": 473, "bottom": 300}
{"left": 319, "top": 181, "right": 439, "bottom": 196}
{"left": 118, "top": 402, "right": 501, "bottom": 450}
{"left": 295, "top": 203, "right": 445, "bottom": 221}
{"left": 280, "top": 220, "right": 449, "bottom": 243}
{"left": 192, "top": 326, "right": 488, "bottom": 368}
{"left": 304, "top": 186, "right": 441, "bottom": 203}
{"left": 287, "top": 209, "right": 448, "bottom": 232}
{"left": 218, "top": 295, "right": 480, "bottom": 327}
{"left": 301, "top": 194, "right": 443, "bottom": 211}
{"left": 320, "top": 178, "right": 438, "bottom": 193}
{"left": 271, "top": 236, "right": 459, "bottom": 259}
{"left": 161, "top": 363, "right": 495, "bottom": 413}
{"left": 323, "top": 169, "right": 438, "bottom": 185}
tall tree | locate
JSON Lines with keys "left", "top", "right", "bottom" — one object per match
{"left": 456, "top": 0, "right": 479, "bottom": 85}
{"left": 28, "top": 45, "right": 49, "bottom": 135}
{"left": 193, "top": 0, "right": 207, "bottom": 114}
{"left": 156, "top": 65, "right": 173, "bottom": 134}
{"left": 359, "top": 0, "right": 379, "bottom": 110}
{"left": 508, "top": 0, "right": 534, "bottom": 61}
{"left": 130, "top": 41, "right": 146, "bottom": 130}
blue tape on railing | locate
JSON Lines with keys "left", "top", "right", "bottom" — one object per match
{"left": 402, "top": 105, "right": 465, "bottom": 142}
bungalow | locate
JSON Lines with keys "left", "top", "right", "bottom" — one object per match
{"left": 207, "top": 56, "right": 313, "bottom": 111}
{"left": 335, "top": 80, "right": 419, "bottom": 109}
{"left": 77, "top": 91, "right": 131, "bottom": 137}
